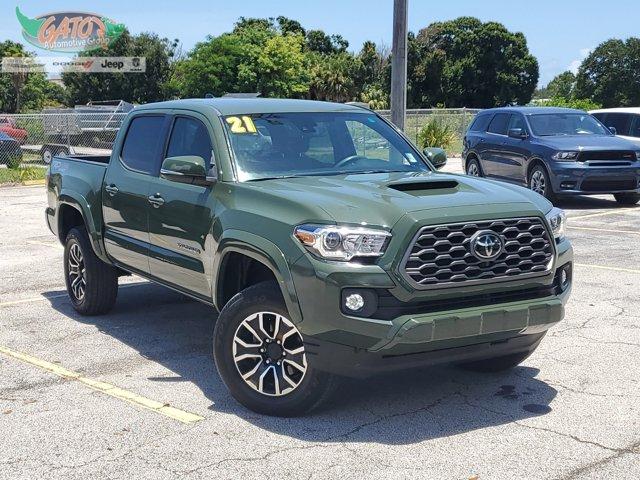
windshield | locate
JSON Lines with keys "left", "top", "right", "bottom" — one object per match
{"left": 528, "top": 113, "right": 610, "bottom": 136}
{"left": 223, "top": 112, "right": 430, "bottom": 181}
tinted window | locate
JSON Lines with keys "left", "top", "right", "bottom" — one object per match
{"left": 604, "top": 113, "right": 632, "bottom": 136}
{"left": 629, "top": 115, "right": 640, "bottom": 138}
{"left": 121, "top": 116, "right": 165, "bottom": 174}
{"left": 508, "top": 114, "right": 526, "bottom": 132}
{"left": 469, "top": 114, "right": 491, "bottom": 132}
{"left": 166, "top": 117, "right": 212, "bottom": 166}
{"left": 528, "top": 114, "right": 609, "bottom": 136}
{"left": 487, "top": 113, "right": 510, "bottom": 135}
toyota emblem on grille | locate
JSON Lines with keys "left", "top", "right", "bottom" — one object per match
{"left": 470, "top": 230, "right": 504, "bottom": 261}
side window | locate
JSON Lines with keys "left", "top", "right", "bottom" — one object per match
{"left": 166, "top": 117, "right": 213, "bottom": 166}
{"left": 121, "top": 116, "right": 166, "bottom": 174}
{"left": 469, "top": 114, "right": 491, "bottom": 132}
{"left": 487, "top": 113, "right": 510, "bottom": 135}
{"left": 604, "top": 113, "right": 632, "bottom": 136}
{"left": 508, "top": 114, "right": 526, "bottom": 132}
{"left": 630, "top": 115, "right": 640, "bottom": 138}
{"left": 592, "top": 112, "right": 607, "bottom": 126}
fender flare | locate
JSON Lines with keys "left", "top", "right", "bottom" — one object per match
{"left": 212, "top": 229, "right": 303, "bottom": 323}
{"left": 58, "top": 191, "right": 109, "bottom": 263}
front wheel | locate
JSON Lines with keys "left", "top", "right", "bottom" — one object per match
{"left": 528, "top": 165, "right": 557, "bottom": 202}
{"left": 64, "top": 227, "right": 118, "bottom": 315}
{"left": 213, "top": 282, "right": 336, "bottom": 416}
{"left": 614, "top": 193, "right": 640, "bottom": 205}
{"left": 466, "top": 158, "right": 483, "bottom": 177}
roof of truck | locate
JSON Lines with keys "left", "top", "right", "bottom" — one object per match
{"left": 134, "top": 98, "right": 369, "bottom": 116}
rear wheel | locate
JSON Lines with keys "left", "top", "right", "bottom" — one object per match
{"left": 528, "top": 165, "right": 557, "bottom": 202}
{"left": 614, "top": 193, "right": 640, "bottom": 205}
{"left": 213, "top": 282, "right": 336, "bottom": 416}
{"left": 64, "top": 227, "right": 118, "bottom": 315}
{"left": 466, "top": 158, "right": 482, "bottom": 177}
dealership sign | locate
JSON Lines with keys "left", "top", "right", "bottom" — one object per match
{"left": 15, "top": 7, "right": 126, "bottom": 53}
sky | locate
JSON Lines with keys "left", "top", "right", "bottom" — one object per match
{"left": 1, "top": 0, "right": 638, "bottom": 86}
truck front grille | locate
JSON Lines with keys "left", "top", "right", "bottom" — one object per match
{"left": 401, "top": 218, "right": 554, "bottom": 288}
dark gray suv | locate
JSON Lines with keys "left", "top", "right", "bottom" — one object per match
{"left": 462, "top": 107, "right": 640, "bottom": 205}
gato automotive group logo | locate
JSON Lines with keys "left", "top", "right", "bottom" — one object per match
{"left": 15, "top": 7, "right": 126, "bottom": 53}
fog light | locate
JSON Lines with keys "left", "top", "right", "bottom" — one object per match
{"left": 560, "top": 269, "right": 567, "bottom": 286}
{"left": 345, "top": 293, "right": 365, "bottom": 311}
{"left": 558, "top": 263, "right": 572, "bottom": 292}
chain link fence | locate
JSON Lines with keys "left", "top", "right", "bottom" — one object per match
{"left": 0, "top": 107, "right": 480, "bottom": 170}
{"left": 377, "top": 108, "right": 481, "bottom": 156}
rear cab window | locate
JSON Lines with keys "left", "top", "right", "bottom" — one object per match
{"left": 120, "top": 115, "right": 166, "bottom": 174}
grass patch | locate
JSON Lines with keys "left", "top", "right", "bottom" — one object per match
{"left": 0, "top": 167, "right": 46, "bottom": 185}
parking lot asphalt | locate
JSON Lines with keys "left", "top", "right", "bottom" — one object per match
{"left": 1, "top": 165, "right": 639, "bottom": 480}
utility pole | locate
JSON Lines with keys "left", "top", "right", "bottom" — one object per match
{"left": 391, "top": 0, "right": 408, "bottom": 130}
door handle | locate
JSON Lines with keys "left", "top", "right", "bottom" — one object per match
{"left": 105, "top": 185, "right": 118, "bottom": 196}
{"left": 147, "top": 194, "right": 165, "bottom": 208}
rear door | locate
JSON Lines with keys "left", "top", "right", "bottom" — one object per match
{"left": 482, "top": 113, "right": 510, "bottom": 177}
{"left": 147, "top": 112, "right": 217, "bottom": 298}
{"left": 102, "top": 113, "right": 170, "bottom": 274}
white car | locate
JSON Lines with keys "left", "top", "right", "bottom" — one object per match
{"left": 590, "top": 107, "right": 640, "bottom": 146}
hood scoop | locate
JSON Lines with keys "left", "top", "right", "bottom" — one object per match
{"left": 387, "top": 180, "right": 459, "bottom": 193}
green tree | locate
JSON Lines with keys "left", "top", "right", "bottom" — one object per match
{"left": 575, "top": 38, "right": 640, "bottom": 107}
{"left": 545, "top": 71, "right": 576, "bottom": 99}
{"left": 305, "top": 30, "right": 348, "bottom": 54}
{"left": 308, "top": 52, "right": 359, "bottom": 102}
{"left": 408, "top": 17, "right": 539, "bottom": 108}
{"left": 170, "top": 23, "right": 309, "bottom": 98}
{"left": 62, "top": 31, "right": 178, "bottom": 105}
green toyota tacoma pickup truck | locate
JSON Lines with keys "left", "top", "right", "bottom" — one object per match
{"left": 46, "top": 99, "right": 572, "bottom": 416}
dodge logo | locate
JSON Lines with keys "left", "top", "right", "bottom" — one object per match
{"left": 470, "top": 230, "right": 504, "bottom": 261}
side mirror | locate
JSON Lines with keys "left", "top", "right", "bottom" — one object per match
{"left": 608, "top": 126, "right": 617, "bottom": 135}
{"left": 160, "top": 155, "right": 216, "bottom": 186}
{"left": 508, "top": 128, "right": 527, "bottom": 139}
{"left": 423, "top": 147, "right": 447, "bottom": 170}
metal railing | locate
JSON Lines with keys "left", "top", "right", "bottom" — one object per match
{"left": 0, "top": 108, "right": 479, "bottom": 169}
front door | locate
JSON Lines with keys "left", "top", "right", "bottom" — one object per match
{"left": 102, "top": 114, "right": 169, "bottom": 274}
{"left": 500, "top": 113, "right": 530, "bottom": 184}
{"left": 147, "top": 113, "right": 217, "bottom": 298}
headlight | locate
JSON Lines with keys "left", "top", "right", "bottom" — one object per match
{"left": 294, "top": 224, "right": 391, "bottom": 261}
{"left": 552, "top": 151, "right": 579, "bottom": 161}
{"left": 545, "top": 207, "right": 566, "bottom": 241}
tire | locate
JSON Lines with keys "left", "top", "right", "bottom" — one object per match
{"left": 64, "top": 227, "right": 118, "bottom": 315}
{"left": 466, "top": 157, "right": 483, "bottom": 177}
{"left": 458, "top": 349, "right": 536, "bottom": 373}
{"left": 213, "top": 281, "right": 336, "bottom": 416}
{"left": 528, "top": 164, "right": 556, "bottom": 202}
{"left": 614, "top": 193, "right": 640, "bottom": 205}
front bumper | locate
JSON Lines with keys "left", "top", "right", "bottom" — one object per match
{"left": 547, "top": 161, "right": 640, "bottom": 195}
{"left": 291, "top": 236, "right": 573, "bottom": 377}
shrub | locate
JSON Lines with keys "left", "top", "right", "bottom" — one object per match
{"left": 417, "top": 118, "right": 457, "bottom": 150}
